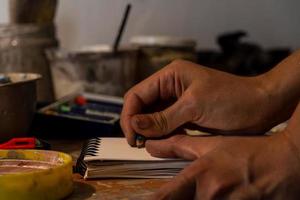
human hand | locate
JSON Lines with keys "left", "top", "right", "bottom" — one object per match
{"left": 146, "top": 101, "right": 300, "bottom": 200}
{"left": 145, "top": 132, "right": 300, "bottom": 199}
{"left": 121, "top": 60, "right": 284, "bottom": 146}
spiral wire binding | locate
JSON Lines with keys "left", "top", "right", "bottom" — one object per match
{"left": 75, "top": 137, "right": 102, "bottom": 175}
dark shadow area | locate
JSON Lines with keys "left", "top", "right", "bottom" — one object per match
{"left": 64, "top": 181, "right": 96, "bottom": 200}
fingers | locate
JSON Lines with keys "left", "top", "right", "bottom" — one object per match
{"left": 145, "top": 134, "right": 222, "bottom": 160}
{"left": 150, "top": 150, "right": 254, "bottom": 200}
{"left": 121, "top": 73, "right": 163, "bottom": 146}
{"left": 149, "top": 159, "right": 201, "bottom": 200}
{"left": 145, "top": 135, "right": 197, "bottom": 160}
{"left": 120, "top": 92, "right": 144, "bottom": 146}
{"left": 130, "top": 95, "right": 194, "bottom": 138}
{"left": 121, "top": 63, "right": 183, "bottom": 146}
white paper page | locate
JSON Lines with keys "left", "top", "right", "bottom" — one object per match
{"left": 84, "top": 138, "right": 166, "bottom": 161}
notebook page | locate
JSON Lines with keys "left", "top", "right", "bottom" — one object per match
{"left": 84, "top": 138, "right": 165, "bottom": 162}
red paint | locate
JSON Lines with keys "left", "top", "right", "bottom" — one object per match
{"left": 75, "top": 96, "right": 87, "bottom": 106}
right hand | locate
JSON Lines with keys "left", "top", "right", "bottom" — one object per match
{"left": 145, "top": 123, "right": 300, "bottom": 200}
{"left": 121, "top": 60, "right": 289, "bottom": 146}
{"left": 145, "top": 101, "right": 300, "bottom": 200}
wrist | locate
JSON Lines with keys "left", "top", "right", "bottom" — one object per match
{"left": 253, "top": 68, "right": 299, "bottom": 125}
{"left": 260, "top": 50, "right": 300, "bottom": 116}
{"left": 285, "top": 102, "right": 300, "bottom": 150}
{"left": 247, "top": 74, "right": 287, "bottom": 129}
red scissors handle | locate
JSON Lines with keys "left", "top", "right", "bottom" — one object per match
{"left": 0, "top": 137, "right": 36, "bottom": 149}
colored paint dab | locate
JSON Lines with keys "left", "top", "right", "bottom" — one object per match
{"left": 75, "top": 96, "right": 87, "bottom": 106}
{"left": 59, "top": 105, "right": 71, "bottom": 113}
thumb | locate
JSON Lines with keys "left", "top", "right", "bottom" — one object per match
{"left": 131, "top": 96, "right": 193, "bottom": 138}
{"left": 145, "top": 135, "right": 198, "bottom": 160}
{"left": 145, "top": 134, "right": 222, "bottom": 160}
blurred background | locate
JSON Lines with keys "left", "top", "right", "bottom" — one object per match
{"left": 54, "top": 0, "right": 300, "bottom": 51}
{"left": 0, "top": 0, "right": 299, "bottom": 100}
{"left": 0, "top": 0, "right": 296, "bottom": 144}
{"left": 0, "top": 0, "right": 298, "bottom": 50}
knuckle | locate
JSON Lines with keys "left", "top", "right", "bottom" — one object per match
{"left": 171, "top": 59, "right": 185, "bottom": 65}
{"left": 168, "top": 59, "right": 186, "bottom": 70}
{"left": 124, "top": 90, "right": 133, "bottom": 101}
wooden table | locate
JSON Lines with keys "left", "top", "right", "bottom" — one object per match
{"left": 69, "top": 174, "right": 168, "bottom": 200}
{"left": 47, "top": 139, "right": 168, "bottom": 200}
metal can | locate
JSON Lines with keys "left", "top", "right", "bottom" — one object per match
{"left": 0, "top": 23, "right": 57, "bottom": 102}
{"left": 130, "top": 36, "right": 197, "bottom": 82}
{"left": 47, "top": 45, "right": 138, "bottom": 98}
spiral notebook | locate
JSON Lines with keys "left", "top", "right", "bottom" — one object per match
{"left": 76, "top": 137, "right": 190, "bottom": 179}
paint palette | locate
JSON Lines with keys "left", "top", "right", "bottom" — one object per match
{"left": 31, "top": 93, "right": 123, "bottom": 139}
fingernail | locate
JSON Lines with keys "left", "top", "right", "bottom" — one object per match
{"left": 135, "top": 116, "right": 153, "bottom": 130}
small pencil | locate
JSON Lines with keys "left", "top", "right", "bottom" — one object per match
{"left": 136, "top": 134, "right": 145, "bottom": 148}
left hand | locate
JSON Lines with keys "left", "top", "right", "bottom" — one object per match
{"left": 145, "top": 131, "right": 300, "bottom": 200}
{"left": 120, "top": 60, "right": 283, "bottom": 146}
